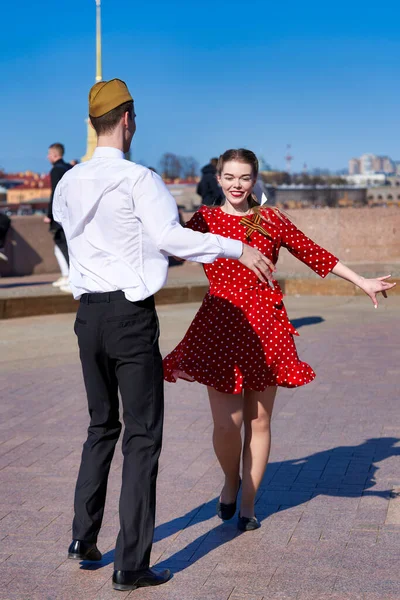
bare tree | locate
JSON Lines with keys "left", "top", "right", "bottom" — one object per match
{"left": 159, "top": 153, "right": 182, "bottom": 179}
{"left": 180, "top": 156, "right": 199, "bottom": 178}
{"left": 261, "top": 171, "right": 292, "bottom": 186}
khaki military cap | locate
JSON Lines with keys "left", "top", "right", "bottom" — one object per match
{"left": 89, "top": 79, "right": 133, "bottom": 117}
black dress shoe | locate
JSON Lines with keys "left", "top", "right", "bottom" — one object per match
{"left": 112, "top": 567, "right": 172, "bottom": 591}
{"left": 237, "top": 514, "right": 261, "bottom": 531}
{"left": 68, "top": 540, "right": 102, "bottom": 561}
{"left": 216, "top": 478, "right": 242, "bottom": 521}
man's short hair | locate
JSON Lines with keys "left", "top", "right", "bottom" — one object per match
{"left": 90, "top": 101, "right": 134, "bottom": 136}
{"left": 49, "top": 143, "right": 65, "bottom": 156}
{"left": 210, "top": 157, "right": 218, "bottom": 167}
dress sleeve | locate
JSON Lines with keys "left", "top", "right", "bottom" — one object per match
{"left": 271, "top": 209, "right": 339, "bottom": 278}
{"left": 184, "top": 209, "right": 209, "bottom": 233}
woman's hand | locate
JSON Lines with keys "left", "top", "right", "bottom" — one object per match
{"left": 331, "top": 262, "right": 396, "bottom": 308}
{"left": 358, "top": 275, "right": 396, "bottom": 309}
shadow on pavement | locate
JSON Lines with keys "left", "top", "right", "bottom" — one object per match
{"left": 291, "top": 315, "right": 324, "bottom": 329}
{"left": 83, "top": 436, "right": 399, "bottom": 571}
{"left": 155, "top": 436, "right": 399, "bottom": 573}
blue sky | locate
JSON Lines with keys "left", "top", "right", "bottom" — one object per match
{"left": 1, "top": 0, "right": 399, "bottom": 174}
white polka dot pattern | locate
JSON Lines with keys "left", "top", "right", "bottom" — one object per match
{"left": 163, "top": 206, "right": 339, "bottom": 394}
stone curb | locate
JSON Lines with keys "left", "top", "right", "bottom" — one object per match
{"left": 0, "top": 278, "right": 398, "bottom": 319}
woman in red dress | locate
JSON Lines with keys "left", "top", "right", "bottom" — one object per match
{"left": 163, "top": 149, "right": 395, "bottom": 531}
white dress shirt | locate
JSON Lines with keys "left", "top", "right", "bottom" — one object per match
{"left": 53, "top": 147, "right": 243, "bottom": 301}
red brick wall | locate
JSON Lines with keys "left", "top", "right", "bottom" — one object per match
{"left": 275, "top": 207, "right": 399, "bottom": 276}
{"left": 1, "top": 208, "right": 399, "bottom": 277}
{"left": 0, "top": 216, "right": 58, "bottom": 277}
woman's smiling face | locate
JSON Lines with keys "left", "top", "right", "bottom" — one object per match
{"left": 217, "top": 160, "right": 256, "bottom": 210}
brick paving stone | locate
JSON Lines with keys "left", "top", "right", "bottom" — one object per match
{"left": 128, "top": 586, "right": 198, "bottom": 600}
{"left": 229, "top": 593, "right": 264, "bottom": 600}
{"left": 328, "top": 595, "right": 364, "bottom": 600}
{"left": 296, "top": 594, "right": 335, "bottom": 600}
{"left": 0, "top": 296, "right": 399, "bottom": 599}
{"left": 259, "top": 594, "right": 298, "bottom": 600}
{"left": 203, "top": 563, "right": 276, "bottom": 594}
{"left": 93, "top": 585, "right": 130, "bottom": 600}
{"left": 197, "top": 590, "right": 235, "bottom": 600}
{"left": 334, "top": 575, "right": 400, "bottom": 596}
{"left": 362, "top": 595, "right": 400, "bottom": 600}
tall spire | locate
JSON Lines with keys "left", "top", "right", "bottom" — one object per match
{"left": 95, "top": 0, "right": 102, "bottom": 82}
{"left": 82, "top": 0, "right": 103, "bottom": 162}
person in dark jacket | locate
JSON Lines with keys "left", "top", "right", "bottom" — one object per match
{"left": 0, "top": 212, "right": 11, "bottom": 262}
{"left": 196, "top": 157, "right": 224, "bottom": 206}
{"left": 44, "top": 143, "right": 72, "bottom": 290}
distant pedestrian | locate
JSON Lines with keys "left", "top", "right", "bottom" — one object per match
{"left": 44, "top": 143, "right": 73, "bottom": 292}
{"left": 197, "top": 157, "right": 224, "bottom": 206}
{"left": 0, "top": 212, "right": 11, "bottom": 262}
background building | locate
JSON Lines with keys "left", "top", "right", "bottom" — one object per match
{"left": 366, "top": 187, "right": 400, "bottom": 206}
{"left": 381, "top": 156, "right": 395, "bottom": 173}
{"left": 349, "top": 158, "right": 361, "bottom": 175}
{"left": 349, "top": 153, "right": 396, "bottom": 175}
{"left": 344, "top": 173, "right": 387, "bottom": 186}
{"left": 4, "top": 173, "right": 50, "bottom": 204}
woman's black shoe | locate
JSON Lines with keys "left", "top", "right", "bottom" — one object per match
{"left": 216, "top": 478, "right": 241, "bottom": 520}
{"left": 237, "top": 514, "right": 261, "bottom": 531}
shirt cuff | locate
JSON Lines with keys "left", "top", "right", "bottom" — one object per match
{"left": 220, "top": 239, "right": 243, "bottom": 259}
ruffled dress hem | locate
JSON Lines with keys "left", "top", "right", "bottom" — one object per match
{"left": 163, "top": 358, "right": 316, "bottom": 394}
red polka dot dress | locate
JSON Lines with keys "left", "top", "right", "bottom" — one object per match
{"left": 163, "top": 206, "right": 339, "bottom": 394}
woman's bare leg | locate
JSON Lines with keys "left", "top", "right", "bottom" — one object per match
{"left": 240, "top": 386, "right": 277, "bottom": 518}
{"left": 207, "top": 387, "right": 244, "bottom": 503}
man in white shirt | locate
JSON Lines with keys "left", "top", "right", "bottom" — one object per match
{"left": 53, "top": 79, "right": 274, "bottom": 592}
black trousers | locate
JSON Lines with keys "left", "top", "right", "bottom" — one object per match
{"left": 72, "top": 291, "right": 164, "bottom": 571}
{"left": 52, "top": 225, "right": 69, "bottom": 266}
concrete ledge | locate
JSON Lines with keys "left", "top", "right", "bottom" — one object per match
{"left": 0, "top": 293, "right": 77, "bottom": 320}
{"left": 0, "top": 284, "right": 212, "bottom": 319}
{"left": 285, "top": 277, "right": 400, "bottom": 297}
{"left": 0, "top": 278, "right": 398, "bottom": 319}
{"left": 155, "top": 283, "right": 210, "bottom": 305}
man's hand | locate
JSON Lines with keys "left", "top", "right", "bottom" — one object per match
{"left": 43, "top": 216, "right": 51, "bottom": 224}
{"left": 238, "top": 244, "right": 275, "bottom": 283}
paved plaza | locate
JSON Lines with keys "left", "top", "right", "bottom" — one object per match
{"left": 0, "top": 295, "right": 399, "bottom": 599}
